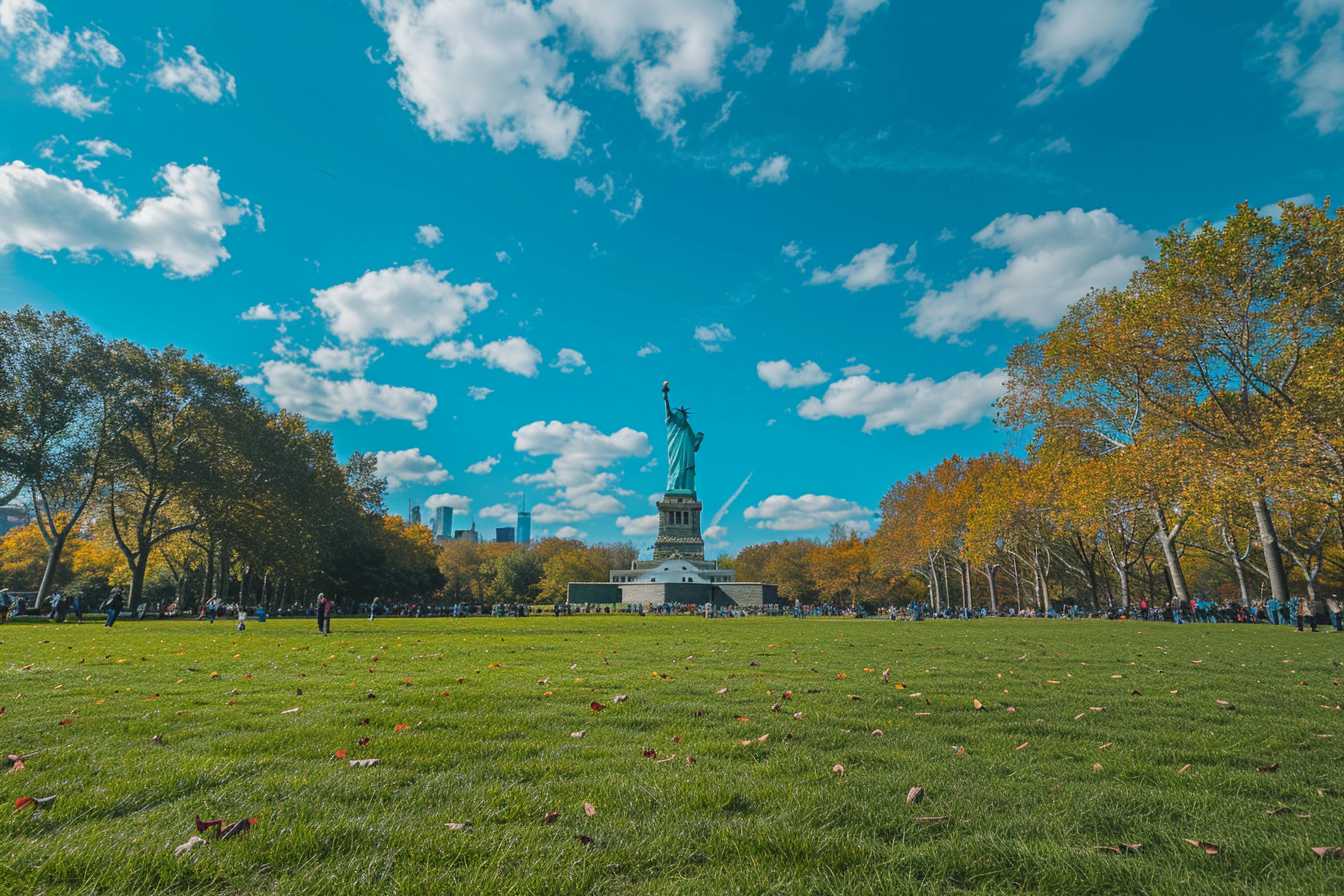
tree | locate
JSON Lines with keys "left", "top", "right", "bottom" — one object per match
{"left": 539, "top": 547, "right": 607, "bottom": 604}
{"left": 0, "top": 307, "right": 115, "bottom": 605}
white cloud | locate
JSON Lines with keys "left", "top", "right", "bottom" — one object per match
{"left": 152, "top": 42, "right": 236, "bottom": 104}
{"left": 425, "top": 492, "right": 472, "bottom": 512}
{"left": 636, "top": 342, "right": 661, "bottom": 357}
{"left": 693, "top": 322, "right": 734, "bottom": 352}
{"left": 374, "top": 448, "right": 451, "bottom": 489}
{"left": 743, "top": 493, "right": 873, "bottom": 532}
{"left": 0, "top": 161, "right": 251, "bottom": 277}
{"left": 33, "top": 84, "right": 104, "bottom": 117}
{"left": 466, "top": 385, "right": 493, "bottom": 401}
{"left": 512, "top": 419, "right": 651, "bottom": 521}
{"left": 466, "top": 455, "right": 500, "bottom": 475}
{"left": 309, "top": 345, "right": 376, "bottom": 375}
{"left": 0, "top": 1, "right": 120, "bottom": 115}
{"left": 258, "top": 361, "right": 437, "bottom": 430}
{"left": 416, "top": 223, "right": 443, "bottom": 246}
{"left": 551, "top": 0, "right": 739, "bottom": 142}
{"left": 364, "top": 0, "right": 584, "bottom": 158}
{"left": 313, "top": 261, "right": 494, "bottom": 345}
{"left": 554, "top": 525, "right": 586, "bottom": 540}
{"left": 1269, "top": 2, "right": 1344, "bottom": 133}
{"left": 841, "top": 363, "right": 870, "bottom": 376}
{"left": 781, "top": 240, "right": 813, "bottom": 271}
{"left": 736, "top": 41, "right": 772, "bottom": 74}
{"left": 706, "top": 89, "right": 738, "bottom": 133}
{"left": 756, "top": 359, "right": 829, "bottom": 389}
{"left": 479, "top": 503, "right": 517, "bottom": 521}
{"left": 908, "top": 207, "right": 1149, "bottom": 340}
{"left": 495, "top": 249, "right": 511, "bottom": 263}
{"left": 241, "top": 302, "right": 301, "bottom": 323}
{"left": 703, "top": 524, "right": 728, "bottom": 542}
{"left": 808, "top": 242, "right": 913, "bottom": 292}
{"left": 616, "top": 513, "right": 659, "bottom": 535}
{"left": 552, "top": 347, "right": 590, "bottom": 374}
{"left": 365, "top": 0, "right": 736, "bottom": 156}
{"left": 792, "top": 0, "right": 888, "bottom": 73}
{"left": 751, "top": 153, "right": 790, "bottom": 185}
{"left": 729, "top": 160, "right": 754, "bottom": 177}
{"left": 429, "top": 335, "right": 542, "bottom": 377}
{"left": 1020, "top": 0, "right": 1153, "bottom": 106}
{"left": 71, "top": 137, "right": 129, "bottom": 171}
{"left": 797, "top": 369, "right": 1006, "bottom": 434}
{"left": 1041, "top": 136, "right": 1072, "bottom": 154}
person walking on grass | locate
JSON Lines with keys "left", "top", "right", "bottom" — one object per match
{"left": 102, "top": 588, "right": 124, "bottom": 627}
{"left": 316, "top": 592, "right": 333, "bottom": 635}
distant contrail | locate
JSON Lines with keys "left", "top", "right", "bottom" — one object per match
{"left": 709, "top": 473, "right": 752, "bottom": 530}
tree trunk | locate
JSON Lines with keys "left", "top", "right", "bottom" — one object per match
{"left": 1011, "top": 555, "right": 1023, "bottom": 608}
{"left": 984, "top": 564, "right": 998, "bottom": 612}
{"left": 1150, "top": 503, "right": 1191, "bottom": 604}
{"left": 1250, "top": 496, "right": 1290, "bottom": 606}
{"left": 35, "top": 530, "right": 70, "bottom": 606}
{"left": 129, "top": 550, "right": 150, "bottom": 608}
{"left": 1116, "top": 564, "right": 1130, "bottom": 608}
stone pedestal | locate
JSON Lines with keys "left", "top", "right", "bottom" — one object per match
{"left": 652, "top": 492, "right": 704, "bottom": 561}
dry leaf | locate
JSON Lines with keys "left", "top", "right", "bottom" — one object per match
{"left": 642, "top": 748, "right": 657, "bottom": 758}
{"left": 1091, "top": 762, "right": 1103, "bottom": 772}
{"left": 334, "top": 749, "right": 349, "bottom": 760}
{"left": 394, "top": 723, "right": 410, "bottom": 732}
{"left": 590, "top": 701, "right": 606, "bottom": 712}
{"left": 871, "top": 729, "right": 884, "bottom": 737}
{"left": 882, "top": 668, "right": 891, "bottom": 683}
{"left": 220, "top": 817, "right": 256, "bottom": 840}
{"left": 906, "top": 786, "right": 924, "bottom": 805}
{"left": 576, "top": 834, "right": 594, "bottom": 846}
{"left": 792, "top": 711, "right": 804, "bottom": 720}
{"left": 570, "top": 730, "right": 586, "bottom": 738}
{"left": 1183, "top": 839, "right": 1219, "bottom": 855}
{"left": 1311, "top": 847, "right": 1344, "bottom": 859}
{"left": 1094, "top": 843, "right": 1142, "bottom": 855}
{"left": 1176, "top": 763, "right": 1192, "bottom": 775}
{"left": 583, "top": 802, "right": 597, "bottom": 817}
{"left": 1099, "top": 742, "right": 1113, "bottom": 751}
{"left": 914, "top": 816, "right": 949, "bottom": 825}
{"left": 445, "top": 822, "right": 471, "bottom": 831}
{"left": 174, "top": 835, "right": 208, "bottom": 858}
{"left": 716, "top": 687, "right": 728, "bottom": 695}
{"left": 1014, "top": 741, "right": 1030, "bottom": 751}
{"left": 1256, "top": 762, "right": 1280, "bottom": 774}
{"left": 972, "top": 699, "right": 984, "bottom": 711}
{"left": 280, "top": 707, "right": 300, "bottom": 715}
{"left": 358, "top": 737, "right": 370, "bottom": 747}
{"left": 831, "top": 763, "right": 845, "bottom": 775}
{"left": 543, "top": 811, "right": 560, "bottom": 825}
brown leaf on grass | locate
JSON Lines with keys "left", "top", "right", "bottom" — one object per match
{"left": 972, "top": 699, "right": 984, "bottom": 711}
{"left": 906, "top": 786, "right": 925, "bottom": 805}
{"left": 543, "top": 811, "right": 560, "bottom": 825}
{"left": 782, "top": 690, "right": 793, "bottom": 700}
{"left": 334, "top": 749, "right": 349, "bottom": 760}
{"left": 881, "top": 668, "right": 891, "bottom": 683}
{"left": 280, "top": 707, "right": 300, "bottom": 715}
{"left": 1095, "top": 843, "right": 1142, "bottom": 854}
{"left": 393, "top": 723, "right": 410, "bottom": 733}
{"left": 1215, "top": 699, "right": 1235, "bottom": 710}
{"left": 583, "top": 802, "right": 597, "bottom": 817}
{"left": 576, "top": 834, "right": 594, "bottom": 846}
{"left": 195, "top": 815, "right": 223, "bottom": 834}
{"left": 836, "top": 672, "right": 848, "bottom": 681}
{"left": 151, "top": 734, "right": 164, "bottom": 746}
{"left": 7, "top": 758, "right": 25, "bottom": 774}
{"left": 734, "top": 715, "right": 750, "bottom": 722}
{"left": 914, "top": 816, "right": 949, "bottom": 825}
{"left": 58, "top": 718, "right": 72, "bottom": 726}
{"left": 1184, "top": 839, "right": 1220, "bottom": 855}
{"left": 1092, "top": 762, "right": 1103, "bottom": 772}
{"left": 871, "top": 729, "right": 884, "bottom": 737}
{"left": 1176, "top": 763, "right": 1192, "bottom": 775}
{"left": 642, "top": 748, "right": 657, "bottom": 758}
{"left": 570, "top": 730, "right": 586, "bottom": 739}
{"left": 1074, "top": 712, "right": 1086, "bottom": 721}
{"left": 832, "top": 763, "right": 845, "bottom": 775}
{"left": 1014, "top": 741, "right": 1030, "bottom": 751}
{"left": 358, "top": 737, "right": 370, "bottom": 747}
{"left": 590, "top": 701, "right": 606, "bottom": 712}
{"left": 220, "top": 817, "right": 256, "bottom": 840}
{"left": 1006, "top": 706, "right": 1017, "bottom": 713}
{"left": 1312, "top": 847, "right": 1344, "bottom": 859}
{"left": 1099, "top": 742, "right": 1113, "bottom": 751}
{"left": 952, "top": 745, "right": 967, "bottom": 757}
{"left": 445, "top": 822, "right": 471, "bottom": 831}
{"left": 756, "top": 733, "right": 769, "bottom": 743}
{"left": 1256, "top": 762, "right": 1280, "bottom": 773}
{"left": 1266, "top": 806, "right": 1295, "bottom": 816}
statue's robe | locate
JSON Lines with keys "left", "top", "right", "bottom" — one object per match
{"left": 665, "top": 409, "right": 703, "bottom": 493}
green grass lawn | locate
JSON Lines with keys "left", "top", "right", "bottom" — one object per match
{"left": 1, "top": 615, "right": 1342, "bottom": 896}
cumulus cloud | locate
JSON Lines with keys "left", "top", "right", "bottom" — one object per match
{"left": 808, "top": 242, "right": 914, "bottom": 292}
{"left": 793, "top": 0, "right": 888, "bottom": 73}
{"left": 756, "top": 359, "right": 829, "bottom": 389}
{"left": 751, "top": 153, "right": 791, "bottom": 185}
{"left": 240, "top": 302, "right": 300, "bottom": 323}
{"left": 797, "top": 369, "right": 1006, "bottom": 434}
{"left": 466, "top": 385, "right": 493, "bottom": 401}
{"left": 425, "top": 492, "right": 472, "bottom": 512}
{"left": 1020, "top": 0, "right": 1153, "bottom": 106}
{"left": 0, "top": 161, "right": 251, "bottom": 277}
{"left": 416, "top": 223, "right": 443, "bottom": 246}
{"left": 312, "top": 261, "right": 494, "bottom": 345}
{"left": 554, "top": 525, "right": 587, "bottom": 539}
{"left": 736, "top": 41, "right": 772, "bottom": 74}
{"left": 364, "top": 0, "right": 737, "bottom": 156}
{"left": 374, "top": 448, "right": 451, "bottom": 489}
{"left": 479, "top": 503, "right": 517, "bottom": 521}
{"left": 428, "top": 335, "right": 542, "bottom": 377}
{"left": 552, "top": 347, "right": 590, "bottom": 374}
{"left": 309, "top": 345, "right": 376, "bottom": 375}
{"left": 0, "top": 1, "right": 121, "bottom": 115}
{"left": 71, "top": 137, "right": 129, "bottom": 171}
{"left": 1267, "top": 2, "right": 1344, "bottom": 133}
{"left": 693, "top": 322, "right": 734, "bottom": 352}
{"left": 258, "top": 361, "right": 437, "bottom": 430}
{"left": 152, "top": 41, "right": 236, "bottom": 103}
{"left": 616, "top": 513, "right": 659, "bottom": 536}
{"left": 512, "top": 419, "right": 650, "bottom": 521}
{"left": 743, "top": 493, "right": 873, "bottom": 532}
{"left": 636, "top": 342, "right": 661, "bottom": 357}
{"left": 908, "top": 207, "right": 1149, "bottom": 340}
{"left": 466, "top": 455, "right": 500, "bottom": 475}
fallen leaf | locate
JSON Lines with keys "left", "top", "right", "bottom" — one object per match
{"left": 906, "top": 786, "right": 924, "bottom": 805}
{"left": 220, "top": 817, "right": 256, "bottom": 840}
{"left": 1099, "top": 742, "right": 1113, "bottom": 751}
{"left": 643, "top": 748, "right": 657, "bottom": 758}
{"left": 1092, "top": 762, "right": 1103, "bottom": 772}
{"left": 1183, "top": 839, "right": 1219, "bottom": 855}
{"left": 1094, "top": 843, "right": 1142, "bottom": 855}
{"left": 583, "top": 802, "right": 597, "bottom": 817}
{"left": 174, "top": 836, "right": 208, "bottom": 858}
{"left": 882, "top": 668, "right": 891, "bottom": 683}
{"left": 1176, "top": 763, "right": 1192, "bottom": 775}
{"left": 543, "top": 811, "right": 560, "bottom": 825}
{"left": 590, "top": 701, "right": 606, "bottom": 712}
{"left": 1215, "top": 699, "right": 1235, "bottom": 710}
{"left": 576, "top": 834, "right": 594, "bottom": 846}
{"left": 756, "top": 733, "right": 769, "bottom": 743}
{"left": 831, "top": 763, "right": 845, "bottom": 775}
{"left": 280, "top": 707, "right": 300, "bottom": 715}
{"left": 716, "top": 687, "right": 728, "bottom": 695}
{"left": 357, "top": 737, "right": 370, "bottom": 747}
{"left": 394, "top": 723, "right": 410, "bottom": 732}
{"left": 445, "top": 822, "right": 471, "bottom": 831}
{"left": 952, "top": 745, "right": 967, "bottom": 757}
{"left": 1014, "top": 741, "right": 1030, "bottom": 751}
{"left": 792, "top": 711, "right": 804, "bottom": 720}
{"left": 972, "top": 699, "right": 984, "bottom": 711}
{"left": 914, "top": 816, "right": 949, "bottom": 825}
{"left": 612, "top": 694, "right": 628, "bottom": 704}
{"left": 334, "top": 749, "right": 349, "bottom": 760}
{"left": 1257, "top": 762, "right": 1280, "bottom": 774}
{"left": 871, "top": 729, "right": 884, "bottom": 737}
{"left": 1311, "top": 847, "right": 1344, "bottom": 859}
{"left": 58, "top": 718, "right": 72, "bottom": 726}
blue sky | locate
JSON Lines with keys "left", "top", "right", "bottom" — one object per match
{"left": 1, "top": 0, "right": 1339, "bottom": 554}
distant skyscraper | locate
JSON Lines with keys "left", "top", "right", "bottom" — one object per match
{"left": 496, "top": 526, "right": 516, "bottom": 543}
{"left": 409, "top": 502, "right": 421, "bottom": 525}
{"left": 516, "top": 509, "right": 531, "bottom": 544}
{"left": 434, "top": 505, "right": 453, "bottom": 540}
{"left": 453, "top": 521, "right": 480, "bottom": 543}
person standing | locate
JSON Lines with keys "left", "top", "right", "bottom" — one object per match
{"left": 72, "top": 594, "right": 82, "bottom": 623}
{"left": 1326, "top": 593, "right": 1343, "bottom": 632}
{"left": 1297, "top": 595, "right": 1315, "bottom": 632}
{"left": 103, "top": 588, "right": 124, "bottom": 627}
{"left": 317, "top": 593, "right": 333, "bottom": 635}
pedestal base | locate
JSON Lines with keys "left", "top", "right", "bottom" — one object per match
{"left": 652, "top": 493, "right": 704, "bottom": 561}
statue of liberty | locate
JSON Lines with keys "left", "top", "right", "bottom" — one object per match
{"left": 662, "top": 381, "right": 703, "bottom": 495}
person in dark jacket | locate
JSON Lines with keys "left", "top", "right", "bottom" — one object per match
{"left": 103, "top": 588, "right": 124, "bottom": 627}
